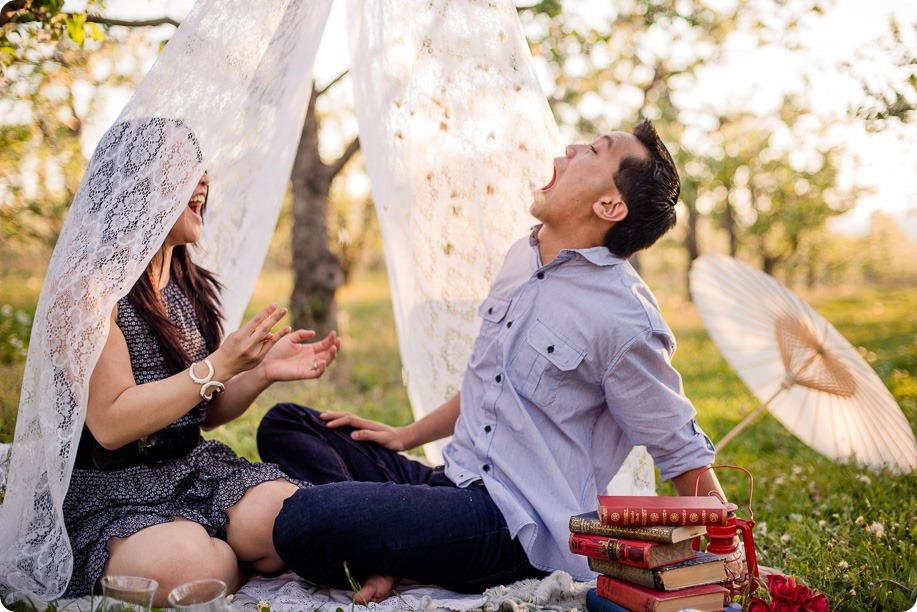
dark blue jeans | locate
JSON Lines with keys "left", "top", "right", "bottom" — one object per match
{"left": 258, "top": 403, "right": 545, "bottom": 592}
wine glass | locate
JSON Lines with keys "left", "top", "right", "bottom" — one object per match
{"left": 167, "top": 578, "right": 228, "bottom": 612}
{"left": 99, "top": 575, "right": 158, "bottom": 612}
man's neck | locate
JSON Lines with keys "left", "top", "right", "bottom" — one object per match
{"left": 536, "top": 224, "right": 605, "bottom": 265}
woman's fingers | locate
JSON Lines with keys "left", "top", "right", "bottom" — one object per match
{"left": 254, "top": 306, "right": 288, "bottom": 339}
{"left": 291, "top": 329, "right": 317, "bottom": 343}
{"left": 240, "top": 303, "right": 279, "bottom": 335}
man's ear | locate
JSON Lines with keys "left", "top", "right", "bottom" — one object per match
{"left": 593, "top": 199, "right": 628, "bottom": 223}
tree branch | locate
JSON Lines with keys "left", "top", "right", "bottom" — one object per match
{"left": 84, "top": 15, "right": 180, "bottom": 28}
{"left": 316, "top": 69, "right": 349, "bottom": 97}
{"left": 327, "top": 136, "right": 361, "bottom": 177}
{"left": 0, "top": 5, "right": 180, "bottom": 28}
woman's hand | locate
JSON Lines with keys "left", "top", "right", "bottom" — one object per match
{"left": 320, "top": 411, "right": 411, "bottom": 452}
{"left": 257, "top": 329, "right": 341, "bottom": 383}
{"left": 212, "top": 304, "right": 291, "bottom": 377}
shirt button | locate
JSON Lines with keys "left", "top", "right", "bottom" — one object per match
{"left": 483, "top": 464, "right": 491, "bottom": 472}
{"left": 495, "top": 374, "right": 502, "bottom": 383}
{"left": 484, "top": 425, "right": 492, "bottom": 433}
{"left": 506, "top": 321, "right": 513, "bottom": 328}
{"left": 488, "top": 306, "right": 493, "bottom": 314}
{"left": 537, "top": 272, "right": 545, "bottom": 280}
{"left": 547, "top": 345, "right": 555, "bottom": 354}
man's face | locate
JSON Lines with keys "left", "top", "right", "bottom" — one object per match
{"left": 531, "top": 131, "right": 649, "bottom": 225}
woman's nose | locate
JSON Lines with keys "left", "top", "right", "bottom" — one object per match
{"left": 565, "top": 146, "right": 577, "bottom": 158}
{"left": 199, "top": 172, "right": 210, "bottom": 187}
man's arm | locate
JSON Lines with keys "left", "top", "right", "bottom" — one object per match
{"left": 671, "top": 465, "right": 726, "bottom": 500}
{"left": 320, "top": 393, "right": 461, "bottom": 452}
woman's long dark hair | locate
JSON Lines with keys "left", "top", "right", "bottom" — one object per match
{"left": 127, "top": 244, "right": 224, "bottom": 374}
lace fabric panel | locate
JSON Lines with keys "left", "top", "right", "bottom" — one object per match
{"left": 348, "top": 0, "right": 558, "bottom": 463}
{"left": 347, "top": 0, "right": 654, "bottom": 495}
{"left": 0, "top": 0, "right": 331, "bottom": 600}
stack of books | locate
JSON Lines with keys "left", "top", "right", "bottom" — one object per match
{"left": 570, "top": 495, "right": 731, "bottom": 612}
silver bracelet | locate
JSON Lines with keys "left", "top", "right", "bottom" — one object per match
{"left": 200, "top": 380, "right": 225, "bottom": 401}
{"left": 189, "top": 358, "right": 215, "bottom": 384}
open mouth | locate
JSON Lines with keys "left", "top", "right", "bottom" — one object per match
{"left": 188, "top": 194, "right": 205, "bottom": 217}
{"left": 540, "top": 166, "right": 557, "bottom": 191}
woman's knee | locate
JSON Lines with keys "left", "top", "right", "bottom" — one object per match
{"left": 106, "top": 521, "right": 238, "bottom": 604}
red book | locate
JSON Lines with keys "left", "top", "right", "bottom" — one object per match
{"left": 568, "top": 533, "right": 696, "bottom": 569}
{"left": 597, "top": 495, "right": 730, "bottom": 527}
{"left": 596, "top": 574, "right": 727, "bottom": 612}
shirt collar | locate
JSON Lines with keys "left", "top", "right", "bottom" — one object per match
{"left": 528, "top": 224, "right": 625, "bottom": 267}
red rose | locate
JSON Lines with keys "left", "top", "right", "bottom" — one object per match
{"left": 798, "top": 592, "right": 829, "bottom": 611}
{"left": 770, "top": 600, "right": 798, "bottom": 612}
{"left": 747, "top": 596, "right": 771, "bottom": 612}
{"left": 766, "top": 574, "right": 798, "bottom": 601}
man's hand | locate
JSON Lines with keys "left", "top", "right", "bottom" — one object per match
{"left": 321, "top": 411, "right": 412, "bottom": 452}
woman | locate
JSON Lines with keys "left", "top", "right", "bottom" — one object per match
{"left": 60, "top": 121, "right": 339, "bottom": 605}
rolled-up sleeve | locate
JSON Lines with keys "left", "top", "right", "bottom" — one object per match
{"left": 603, "top": 328, "right": 716, "bottom": 480}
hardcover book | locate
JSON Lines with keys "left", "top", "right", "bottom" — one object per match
{"left": 585, "top": 588, "right": 629, "bottom": 612}
{"left": 588, "top": 550, "right": 727, "bottom": 591}
{"left": 597, "top": 495, "right": 730, "bottom": 527}
{"left": 569, "top": 511, "right": 706, "bottom": 544}
{"left": 568, "top": 532, "right": 696, "bottom": 569}
{"left": 596, "top": 574, "right": 727, "bottom": 612}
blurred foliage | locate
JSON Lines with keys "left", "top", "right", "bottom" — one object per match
{"left": 845, "top": 17, "right": 916, "bottom": 130}
{"left": 0, "top": 6, "right": 151, "bottom": 247}
{"left": 0, "top": 0, "right": 107, "bottom": 74}
{"left": 518, "top": 0, "right": 865, "bottom": 286}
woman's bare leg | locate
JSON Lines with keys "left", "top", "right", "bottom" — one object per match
{"left": 224, "top": 479, "right": 299, "bottom": 573}
{"left": 104, "top": 519, "right": 241, "bottom": 608}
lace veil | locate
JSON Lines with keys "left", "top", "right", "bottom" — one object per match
{"left": 0, "top": 0, "right": 333, "bottom": 599}
{"left": 0, "top": 0, "right": 653, "bottom": 600}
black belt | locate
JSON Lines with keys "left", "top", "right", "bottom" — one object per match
{"left": 75, "top": 424, "right": 202, "bottom": 470}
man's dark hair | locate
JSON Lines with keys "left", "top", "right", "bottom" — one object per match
{"left": 603, "top": 120, "right": 680, "bottom": 259}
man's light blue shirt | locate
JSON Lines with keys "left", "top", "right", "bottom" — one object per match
{"left": 443, "top": 227, "right": 716, "bottom": 580}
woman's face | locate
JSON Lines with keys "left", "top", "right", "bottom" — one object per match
{"left": 165, "top": 172, "right": 209, "bottom": 247}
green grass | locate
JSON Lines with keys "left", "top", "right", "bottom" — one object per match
{"left": 0, "top": 271, "right": 914, "bottom": 611}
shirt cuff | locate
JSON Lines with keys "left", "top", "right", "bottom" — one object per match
{"left": 651, "top": 418, "right": 717, "bottom": 481}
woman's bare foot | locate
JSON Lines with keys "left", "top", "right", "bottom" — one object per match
{"left": 353, "top": 574, "right": 398, "bottom": 604}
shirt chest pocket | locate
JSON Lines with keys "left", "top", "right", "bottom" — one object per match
{"left": 468, "top": 296, "right": 513, "bottom": 369}
{"left": 511, "top": 320, "right": 585, "bottom": 407}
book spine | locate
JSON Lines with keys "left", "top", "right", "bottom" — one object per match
{"left": 598, "top": 504, "right": 726, "bottom": 527}
{"left": 588, "top": 557, "right": 658, "bottom": 590}
{"left": 569, "top": 533, "right": 652, "bottom": 568}
{"left": 596, "top": 575, "right": 657, "bottom": 612}
{"left": 569, "top": 515, "right": 680, "bottom": 544}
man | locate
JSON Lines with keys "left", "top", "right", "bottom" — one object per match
{"left": 259, "top": 120, "right": 723, "bottom": 602}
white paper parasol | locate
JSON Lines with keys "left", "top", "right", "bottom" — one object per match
{"left": 689, "top": 254, "right": 917, "bottom": 473}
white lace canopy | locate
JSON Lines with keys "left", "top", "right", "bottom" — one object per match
{"left": 0, "top": 0, "right": 653, "bottom": 600}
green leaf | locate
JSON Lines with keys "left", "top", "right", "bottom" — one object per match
{"left": 87, "top": 22, "right": 104, "bottom": 42}
{"left": 66, "top": 13, "right": 86, "bottom": 45}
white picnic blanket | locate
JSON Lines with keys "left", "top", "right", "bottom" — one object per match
{"left": 232, "top": 570, "right": 593, "bottom": 611}
{"left": 12, "top": 571, "right": 593, "bottom": 611}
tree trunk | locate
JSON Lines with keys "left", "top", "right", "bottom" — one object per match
{"left": 289, "top": 86, "right": 344, "bottom": 336}
{"left": 682, "top": 184, "right": 700, "bottom": 299}
{"left": 723, "top": 199, "right": 738, "bottom": 257}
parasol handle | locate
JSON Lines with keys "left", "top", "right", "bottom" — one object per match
{"left": 716, "top": 383, "right": 789, "bottom": 450}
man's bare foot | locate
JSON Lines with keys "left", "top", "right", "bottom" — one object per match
{"left": 353, "top": 574, "right": 398, "bottom": 604}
